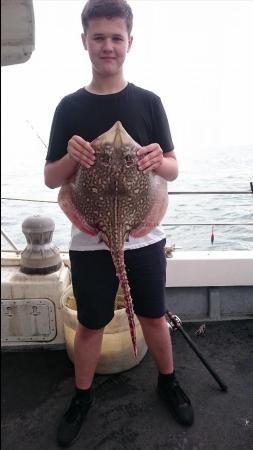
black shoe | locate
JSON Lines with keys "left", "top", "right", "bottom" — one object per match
{"left": 157, "top": 375, "right": 194, "bottom": 426}
{"left": 57, "top": 392, "right": 93, "bottom": 448}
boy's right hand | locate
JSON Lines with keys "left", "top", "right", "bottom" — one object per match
{"left": 67, "top": 135, "right": 95, "bottom": 168}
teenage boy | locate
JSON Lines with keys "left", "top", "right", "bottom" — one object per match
{"left": 44, "top": 0, "right": 194, "bottom": 447}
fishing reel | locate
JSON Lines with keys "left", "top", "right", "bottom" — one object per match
{"left": 166, "top": 313, "right": 182, "bottom": 332}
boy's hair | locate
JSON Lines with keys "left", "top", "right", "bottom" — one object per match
{"left": 81, "top": 0, "right": 133, "bottom": 35}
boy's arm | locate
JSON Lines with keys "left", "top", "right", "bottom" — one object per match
{"left": 137, "top": 145, "right": 178, "bottom": 181}
{"left": 44, "top": 135, "right": 95, "bottom": 189}
{"left": 44, "top": 154, "right": 78, "bottom": 189}
{"left": 154, "top": 151, "right": 178, "bottom": 181}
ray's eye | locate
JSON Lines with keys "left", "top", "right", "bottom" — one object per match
{"left": 99, "top": 153, "right": 111, "bottom": 166}
{"left": 104, "top": 144, "right": 113, "bottom": 152}
{"left": 124, "top": 154, "right": 134, "bottom": 167}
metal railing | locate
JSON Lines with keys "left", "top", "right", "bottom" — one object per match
{"left": 1, "top": 186, "right": 253, "bottom": 252}
{"left": 1, "top": 185, "right": 253, "bottom": 204}
{"left": 1, "top": 229, "right": 20, "bottom": 253}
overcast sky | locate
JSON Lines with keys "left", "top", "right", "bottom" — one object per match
{"left": 2, "top": 0, "right": 253, "bottom": 168}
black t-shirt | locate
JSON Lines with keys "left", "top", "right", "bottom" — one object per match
{"left": 46, "top": 82, "right": 174, "bottom": 161}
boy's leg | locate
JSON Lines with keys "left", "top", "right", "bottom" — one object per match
{"left": 74, "top": 322, "right": 104, "bottom": 389}
{"left": 57, "top": 250, "right": 118, "bottom": 447}
{"left": 125, "top": 240, "right": 194, "bottom": 426}
{"left": 137, "top": 315, "right": 174, "bottom": 374}
{"left": 57, "top": 323, "right": 104, "bottom": 447}
{"left": 137, "top": 314, "right": 193, "bottom": 426}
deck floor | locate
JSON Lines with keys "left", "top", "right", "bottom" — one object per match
{"left": 1, "top": 320, "right": 253, "bottom": 450}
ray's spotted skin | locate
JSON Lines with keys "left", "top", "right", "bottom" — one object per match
{"left": 58, "top": 121, "right": 168, "bottom": 356}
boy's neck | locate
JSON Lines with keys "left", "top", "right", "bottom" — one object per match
{"left": 85, "top": 74, "right": 128, "bottom": 95}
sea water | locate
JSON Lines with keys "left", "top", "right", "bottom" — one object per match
{"left": 1, "top": 126, "right": 252, "bottom": 252}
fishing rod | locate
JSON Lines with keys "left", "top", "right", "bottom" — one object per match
{"left": 166, "top": 311, "right": 228, "bottom": 392}
{"left": 26, "top": 120, "right": 48, "bottom": 149}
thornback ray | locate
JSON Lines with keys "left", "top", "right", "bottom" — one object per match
{"left": 58, "top": 121, "right": 168, "bottom": 357}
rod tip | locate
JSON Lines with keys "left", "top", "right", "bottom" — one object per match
{"left": 221, "top": 384, "right": 228, "bottom": 392}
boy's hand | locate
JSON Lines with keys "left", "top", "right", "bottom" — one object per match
{"left": 137, "top": 143, "right": 163, "bottom": 174}
{"left": 67, "top": 135, "right": 95, "bottom": 168}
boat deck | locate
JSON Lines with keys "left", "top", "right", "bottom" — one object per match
{"left": 2, "top": 320, "right": 253, "bottom": 450}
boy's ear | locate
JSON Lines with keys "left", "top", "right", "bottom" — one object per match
{"left": 127, "top": 35, "right": 133, "bottom": 52}
{"left": 81, "top": 33, "right": 87, "bottom": 50}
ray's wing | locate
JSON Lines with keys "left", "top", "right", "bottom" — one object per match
{"left": 130, "top": 174, "right": 168, "bottom": 238}
{"left": 58, "top": 182, "right": 98, "bottom": 236}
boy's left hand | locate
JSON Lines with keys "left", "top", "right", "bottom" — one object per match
{"left": 137, "top": 143, "right": 163, "bottom": 174}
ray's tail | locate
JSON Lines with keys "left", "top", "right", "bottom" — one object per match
{"left": 112, "top": 250, "right": 137, "bottom": 357}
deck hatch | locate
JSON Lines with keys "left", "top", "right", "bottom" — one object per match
{"left": 1, "top": 299, "right": 56, "bottom": 342}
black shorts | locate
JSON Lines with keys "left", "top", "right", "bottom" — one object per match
{"left": 69, "top": 239, "right": 167, "bottom": 329}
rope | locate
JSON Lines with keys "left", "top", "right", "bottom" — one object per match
{"left": 1, "top": 197, "right": 57, "bottom": 204}
{"left": 163, "top": 223, "right": 253, "bottom": 226}
{"left": 168, "top": 191, "right": 252, "bottom": 195}
{"left": 1, "top": 189, "right": 253, "bottom": 204}
{"left": 1, "top": 197, "right": 252, "bottom": 227}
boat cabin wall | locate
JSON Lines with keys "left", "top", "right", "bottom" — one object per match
{"left": 1, "top": 251, "right": 253, "bottom": 350}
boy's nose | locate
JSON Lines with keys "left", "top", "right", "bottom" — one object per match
{"left": 102, "top": 38, "right": 114, "bottom": 52}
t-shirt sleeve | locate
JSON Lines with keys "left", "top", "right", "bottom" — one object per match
{"left": 46, "top": 98, "right": 71, "bottom": 161}
{"left": 152, "top": 96, "right": 174, "bottom": 153}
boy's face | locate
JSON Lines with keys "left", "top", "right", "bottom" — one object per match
{"left": 82, "top": 17, "right": 133, "bottom": 78}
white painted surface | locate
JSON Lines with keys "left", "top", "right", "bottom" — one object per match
{"left": 1, "top": 263, "right": 70, "bottom": 346}
{"left": 166, "top": 251, "right": 253, "bottom": 287}
{"left": 1, "top": 0, "right": 35, "bottom": 66}
{"left": 1, "top": 298, "right": 56, "bottom": 342}
{"left": 2, "top": 250, "right": 253, "bottom": 288}
{"left": 1, "top": 251, "right": 252, "bottom": 348}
